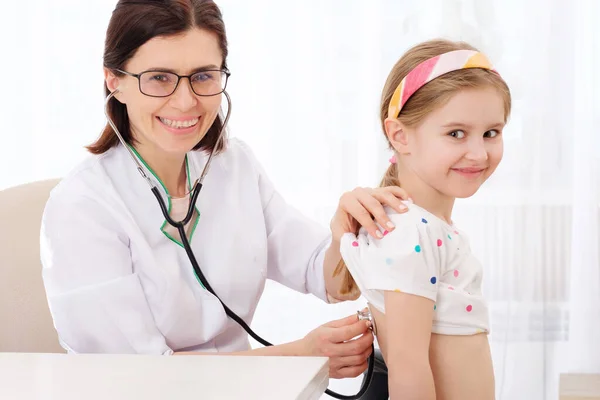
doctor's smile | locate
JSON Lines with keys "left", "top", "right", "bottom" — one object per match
{"left": 157, "top": 116, "right": 201, "bottom": 134}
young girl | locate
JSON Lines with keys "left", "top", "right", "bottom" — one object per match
{"left": 335, "top": 39, "right": 511, "bottom": 400}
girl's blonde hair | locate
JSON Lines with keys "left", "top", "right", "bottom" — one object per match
{"left": 332, "top": 39, "right": 512, "bottom": 296}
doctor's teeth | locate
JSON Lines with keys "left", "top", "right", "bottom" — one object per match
{"left": 160, "top": 117, "right": 199, "bottom": 128}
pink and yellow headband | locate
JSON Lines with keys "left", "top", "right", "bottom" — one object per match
{"left": 387, "top": 49, "right": 498, "bottom": 119}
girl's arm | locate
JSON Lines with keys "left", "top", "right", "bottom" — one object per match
{"left": 384, "top": 291, "right": 436, "bottom": 400}
{"left": 338, "top": 206, "right": 443, "bottom": 398}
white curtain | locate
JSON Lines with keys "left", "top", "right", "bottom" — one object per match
{"left": 2, "top": 1, "right": 598, "bottom": 399}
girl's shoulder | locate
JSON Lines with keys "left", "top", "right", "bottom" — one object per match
{"left": 376, "top": 202, "right": 454, "bottom": 242}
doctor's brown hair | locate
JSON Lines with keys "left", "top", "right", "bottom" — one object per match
{"left": 332, "top": 39, "right": 511, "bottom": 296}
{"left": 87, "top": 0, "right": 228, "bottom": 155}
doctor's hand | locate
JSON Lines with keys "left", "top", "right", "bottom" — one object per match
{"left": 299, "top": 314, "right": 374, "bottom": 379}
{"left": 331, "top": 186, "right": 410, "bottom": 243}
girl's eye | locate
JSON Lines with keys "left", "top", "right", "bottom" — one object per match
{"left": 449, "top": 130, "right": 465, "bottom": 139}
{"left": 485, "top": 130, "right": 500, "bottom": 138}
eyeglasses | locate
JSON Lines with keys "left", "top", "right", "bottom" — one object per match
{"left": 116, "top": 68, "right": 230, "bottom": 97}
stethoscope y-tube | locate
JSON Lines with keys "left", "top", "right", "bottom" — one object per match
{"left": 104, "top": 89, "right": 375, "bottom": 399}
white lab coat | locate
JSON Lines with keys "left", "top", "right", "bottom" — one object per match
{"left": 40, "top": 138, "right": 330, "bottom": 355}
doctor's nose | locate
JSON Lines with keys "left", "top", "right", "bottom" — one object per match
{"left": 169, "top": 78, "right": 199, "bottom": 111}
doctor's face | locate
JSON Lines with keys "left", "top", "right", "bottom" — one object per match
{"left": 106, "top": 28, "right": 225, "bottom": 156}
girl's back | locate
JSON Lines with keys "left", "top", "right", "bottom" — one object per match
{"left": 372, "top": 307, "right": 495, "bottom": 399}
{"left": 428, "top": 331, "right": 495, "bottom": 399}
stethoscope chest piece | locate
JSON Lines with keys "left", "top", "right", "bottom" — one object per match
{"left": 357, "top": 306, "right": 377, "bottom": 336}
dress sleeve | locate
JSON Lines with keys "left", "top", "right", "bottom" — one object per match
{"left": 340, "top": 208, "right": 443, "bottom": 302}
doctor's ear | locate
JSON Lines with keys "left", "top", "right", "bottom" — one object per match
{"left": 104, "top": 68, "right": 126, "bottom": 103}
{"left": 384, "top": 118, "right": 410, "bottom": 154}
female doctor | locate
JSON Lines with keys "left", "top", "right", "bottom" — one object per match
{"left": 40, "top": 0, "right": 407, "bottom": 388}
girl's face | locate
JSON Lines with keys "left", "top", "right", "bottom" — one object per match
{"left": 391, "top": 87, "right": 506, "bottom": 199}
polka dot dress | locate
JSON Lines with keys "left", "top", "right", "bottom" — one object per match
{"left": 340, "top": 202, "right": 490, "bottom": 336}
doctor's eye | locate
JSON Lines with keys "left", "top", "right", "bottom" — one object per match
{"left": 144, "top": 72, "right": 177, "bottom": 83}
{"left": 449, "top": 130, "right": 466, "bottom": 139}
{"left": 192, "top": 71, "right": 217, "bottom": 82}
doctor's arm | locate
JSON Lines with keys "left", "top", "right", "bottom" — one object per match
{"left": 41, "top": 194, "right": 172, "bottom": 355}
{"left": 247, "top": 144, "right": 408, "bottom": 300}
{"left": 177, "top": 313, "right": 373, "bottom": 379}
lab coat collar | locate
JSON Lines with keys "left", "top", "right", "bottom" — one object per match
{"left": 122, "top": 143, "right": 203, "bottom": 247}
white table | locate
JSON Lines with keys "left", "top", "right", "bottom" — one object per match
{"left": 0, "top": 353, "right": 329, "bottom": 400}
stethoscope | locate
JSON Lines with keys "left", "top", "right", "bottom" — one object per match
{"left": 104, "top": 89, "right": 376, "bottom": 399}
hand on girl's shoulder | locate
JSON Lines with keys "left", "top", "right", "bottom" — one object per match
{"left": 339, "top": 202, "right": 445, "bottom": 302}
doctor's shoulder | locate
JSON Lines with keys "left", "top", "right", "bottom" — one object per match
{"left": 48, "top": 149, "right": 117, "bottom": 200}
{"left": 40, "top": 147, "right": 133, "bottom": 266}
{"left": 205, "top": 137, "right": 267, "bottom": 180}
{"left": 42, "top": 149, "right": 122, "bottom": 228}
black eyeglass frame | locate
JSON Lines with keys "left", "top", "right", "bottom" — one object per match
{"left": 115, "top": 68, "right": 231, "bottom": 98}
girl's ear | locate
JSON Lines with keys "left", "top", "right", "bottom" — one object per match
{"left": 384, "top": 118, "right": 410, "bottom": 155}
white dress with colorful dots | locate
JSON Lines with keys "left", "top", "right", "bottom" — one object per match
{"left": 340, "top": 202, "right": 489, "bottom": 335}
